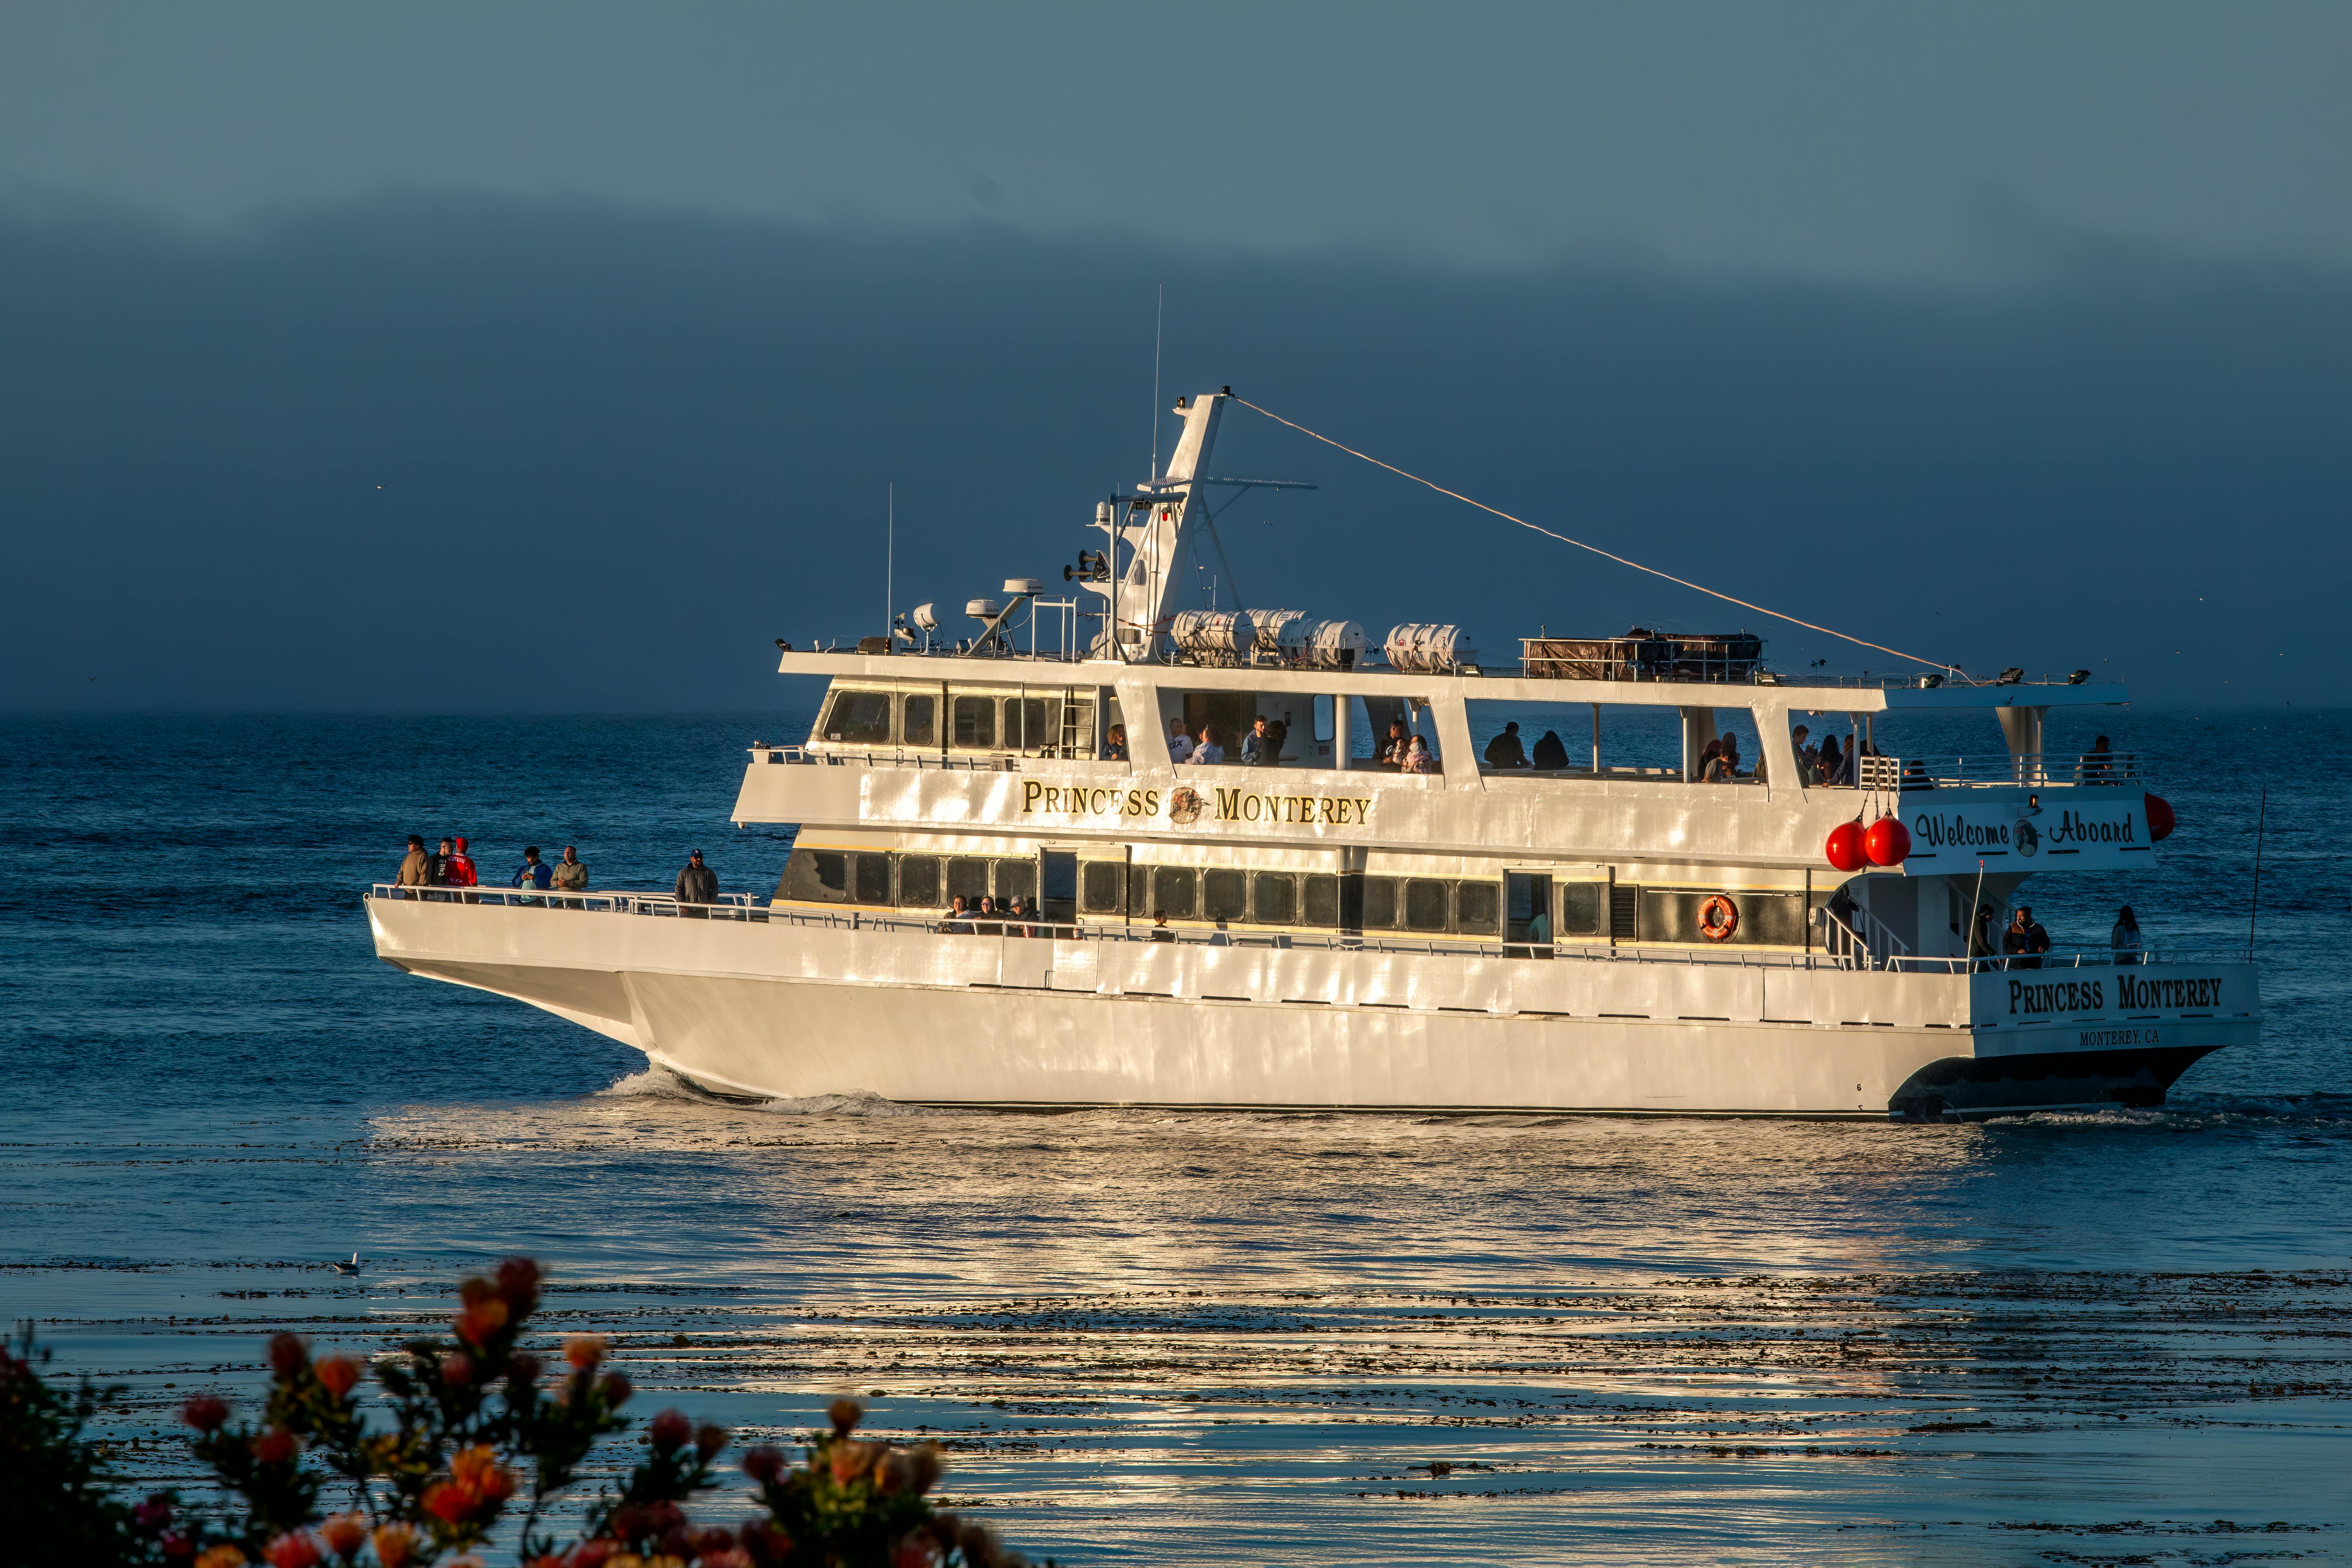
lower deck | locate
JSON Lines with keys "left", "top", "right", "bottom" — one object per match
{"left": 365, "top": 888, "right": 2257, "bottom": 1120}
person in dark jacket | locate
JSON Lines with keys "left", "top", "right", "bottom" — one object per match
{"left": 1483, "top": 722, "right": 1528, "bottom": 769}
{"left": 2002, "top": 906, "right": 2050, "bottom": 968}
{"left": 1531, "top": 729, "right": 1570, "bottom": 771}
{"left": 511, "top": 846, "right": 552, "bottom": 906}
{"left": 429, "top": 837, "right": 454, "bottom": 888}
{"left": 674, "top": 849, "right": 717, "bottom": 915}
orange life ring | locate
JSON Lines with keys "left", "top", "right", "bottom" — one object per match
{"left": 1697, "top": 894, "right": 1739, "bottom": 942}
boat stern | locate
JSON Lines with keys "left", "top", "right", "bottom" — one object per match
{"left": 1889, "top": 959, "right": 2260, "bottom": 1120}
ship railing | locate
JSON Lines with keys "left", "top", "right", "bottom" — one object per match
{"left": 366, "top": 886, "right": 2245, "bottom": 976}
{"left": 1850, "top": 752, "right": 2140, "bottom": 790}
{"left": 748, "top": 745, "right": 1106, "bottom": 770}
{"left": 369, "top": 885, "right": 766, "bottom": 918}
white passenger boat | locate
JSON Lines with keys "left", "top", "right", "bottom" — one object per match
{"left": 368, "top": 390, "right": 2257, "bottom": 1120}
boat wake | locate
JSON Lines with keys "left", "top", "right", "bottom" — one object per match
{"left": 599, "top": 1067, "right": 945, "bottom": 1118}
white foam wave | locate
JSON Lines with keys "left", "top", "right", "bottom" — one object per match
{"left": 597, "top": 1065, "right": 714, "bottom": 1101}
{"left": 753, "top": 1090, "right": 948, "bottom": 1118}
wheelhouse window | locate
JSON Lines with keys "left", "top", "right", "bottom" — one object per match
{"left": 902, "top": 695, "right": 937, "bottom": 747}
{"left": 951, "top": 696, "right": 996, "bottom": 749}
{"left": 1004, "top": 697, "right": 1050, "bottom": 753}
{"left": 1455, "top": 880, "right": 1500, "bottom": 935}
{"left": 1253, "top": 873, "right": 1296, "bottom": 925}
{"left": 821, "top": 690, "right": 894, "bottom": 745}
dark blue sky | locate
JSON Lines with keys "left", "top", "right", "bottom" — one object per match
{"left": 2, "top": 6, "right": 2346, "bottom": 711}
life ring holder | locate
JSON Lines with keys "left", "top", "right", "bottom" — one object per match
{"left": 1697, "top": 894, "right": 1739, "bottom": 942}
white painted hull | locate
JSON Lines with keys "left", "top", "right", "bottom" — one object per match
{"left": 367, "top": 898, "right": 2257, "bottom": 1120}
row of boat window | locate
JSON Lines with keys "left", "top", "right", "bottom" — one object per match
{"left": 822, "top": 689, "right": 1095, "bottom": 753}
{"left": 778, "top": 847, "right": 1616, "bottom": 937}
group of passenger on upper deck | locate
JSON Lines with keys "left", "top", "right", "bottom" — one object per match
{"left": 1163, "top": 713, "right": 1300, "bottom": 768}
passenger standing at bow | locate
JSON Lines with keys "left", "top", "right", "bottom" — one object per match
{"left": 443, "top": 837, "right": 479, "bottom": 903}
{"left": 674, "top": 848, "right": 717, "bottom": 917}
{"left": 552, "top": 845, "right": 588, "bottom": 904}
{"left": 395, "top": 835, "right": 433, "bottom": 897}
{"left": 2111, "top": 904, "right": 2144, "bottom": 964}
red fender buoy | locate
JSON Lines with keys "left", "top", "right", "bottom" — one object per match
{"left": 1864, "top": 816, "right": 1911, "bottom": 867}
{"left": 2144, "top": 792, "right": 2176, "bottom": 842}
{"left": 1825, "top": 821, "right": 1868, "bottom": 872}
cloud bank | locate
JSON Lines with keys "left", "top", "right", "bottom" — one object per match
{"left": 2, "top": 194, "right": 2346, "bottom": 712}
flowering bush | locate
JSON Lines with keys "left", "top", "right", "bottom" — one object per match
{"left": 0, "top": 1262, "right": 1047, "bottom": 1567}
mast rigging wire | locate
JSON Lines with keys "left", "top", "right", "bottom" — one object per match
{"left": 1230, "top": 396, "right": 1945, "bottom": 670}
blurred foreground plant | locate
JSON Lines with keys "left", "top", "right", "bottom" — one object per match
{"left": 0, "top": 1262, "right": 1046, "bottom": 1567}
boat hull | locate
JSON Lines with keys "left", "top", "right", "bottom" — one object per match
{"left": 367, "top": 897, "right": 2256, "bottom": 1120}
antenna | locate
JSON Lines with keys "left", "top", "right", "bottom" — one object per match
{"left": 1149, "top": 283, "right": 1163, "bottom": 481}
{"left": 885, "top": 482, "right": 894, "bottom": 657}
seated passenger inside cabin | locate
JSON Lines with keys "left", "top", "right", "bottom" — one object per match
{"left": 2084, "top": 735, "right": 2113, "bottom": 781}
{"left": 1697, "top": 737, "right": 1725, "bottom": 782}
{"left": 1381, "top": 720, "right": 1411, "bottom": 769}
{"left": 1401, "top": 735, "right": 1438, "bottom": 775}
{"left": 1483, "top": 721, "right": 1528, "bottom": 769}
{"left": 1264, "top": 713, "right": 1287, "bottom": 761}
{"left": 1106, "top": 723, "right": 1128, "bottom": 761}
{"left": 1194, "top": 725, "right": 1226, "bottom": 764}
{"left": 1818, "top": 733, "right": 1848, "bottom": 785}
{"left": 1167, "top": 717, "right": 1194, "bottom": 763}
{"left": 1720, "top": 732, "right": 1749, "bottom": 781}
{"left": 1531, "top": 729, "right": 1569, "bottom": 770}
{"left": 1242, "top": 715, "right": 1275, "bottom": 766}
{"left": 940, "top": 895, "right": 971, "bottom": 934}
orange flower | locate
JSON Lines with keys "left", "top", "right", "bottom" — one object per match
{"left": 314, "top": 1356, "right": 361, "bottom": 1399}
{"left": 829, "top": 1439, "right": 877, "bottom": 1486}
{"left": 318, "top": 1513, "right": 368, "bottom": 1560}
{"left": 424, "top": 1483, "right": 474, "bottom": 1524}
{"left": 453, "top": 1298, "right": 509, "bottom": 1348}
{"left": 564, "top": 1334, "right": 606, "bottom": 1370}
{"left": 369, "top": 1523, "right": 418, "bottom": 1568}
{"left": 262, "top": 1532, "right": 321, "bottom": 1568}
{"left": 195, "top": 1547, "right": 248, "bottom": 1568}
{"left": 253, "top": 1427, "right": 297, "bottom": 1465}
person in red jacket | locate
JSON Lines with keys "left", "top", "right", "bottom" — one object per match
{"left": 444, "top": 836, "right": 480, "bottom": 903}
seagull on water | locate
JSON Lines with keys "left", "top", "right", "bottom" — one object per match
{"left": 332, "top": 1253, "right": 362, "bottom": 1276}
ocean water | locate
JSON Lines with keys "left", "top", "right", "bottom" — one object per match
{"left": 3, "top": 709, "right": 2349, "bottom": 1565}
